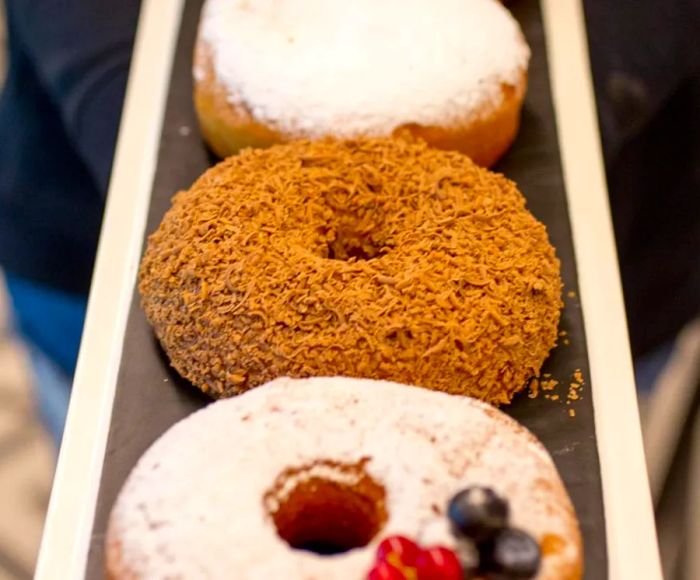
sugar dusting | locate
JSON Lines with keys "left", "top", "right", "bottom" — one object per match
{"left": 108, "top": 377, "right": 580, "bottom": 579}
{"left": 198, "top": 0, "right": 530, "bottom": 137}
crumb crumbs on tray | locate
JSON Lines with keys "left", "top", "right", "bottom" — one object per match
{"left": 528, "top": 378, "right": 539, "bottom": 399}
{"left": 541, "top": 379, "right": 559, "bottom": 391}
{"left": 527, "top": 368, "right": 585, "bottom": 418}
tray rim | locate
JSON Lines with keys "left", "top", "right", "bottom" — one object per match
{"left": 34, "top": 1, "right": 661, "bottom": 578}
{"left": 540, "top": 1, "right": 661, "bottom": 578}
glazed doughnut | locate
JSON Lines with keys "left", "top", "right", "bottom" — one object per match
{"left": 106, "top": 377, "right": 582, "bottom": 579}
{"left": 139, "top": 138, "right": 562, "bottom": 404}
{"left": 194, "top": 0, "right": 530, "bottom": 167}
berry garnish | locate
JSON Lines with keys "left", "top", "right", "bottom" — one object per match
{"left": 367, "top": 560, "right": 406, "bottom": 580}
{"left": 415, "top": 546, "right": 463, "bottom": 580}
{"left": 377, "top": 535, "right": 421, "bottom": 567}
{"left": 483, "top": 528, "right": 541, "bottom": 578}
{"left": 447, "top": 486, "right": 509, "bottom": 543}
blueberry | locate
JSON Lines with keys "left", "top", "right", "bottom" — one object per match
{"left": 447, "top": 487, "right": 509, "bottom": 543}
{"left": 483, "top": 528, "right": 541, "bottom": 578}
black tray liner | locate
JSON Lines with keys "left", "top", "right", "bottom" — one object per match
{"left": 86, "top": 1, "right": 608, "bottom": 577}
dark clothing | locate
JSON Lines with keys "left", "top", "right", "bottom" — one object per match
{"left": 0, "top": 0, "right": 141, "bottom": 294}
{"left": 584, "top": 0, "right": 700, "bottom": 357}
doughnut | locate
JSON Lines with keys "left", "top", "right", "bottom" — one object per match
{"left": 139, "top": 138, "right": 562, "bottom": 404}
{"left": 194, "top": 0, "right": 530, "bottom": 167}
{"left": 106, "top": 377, "right": 582, "bottom": 579}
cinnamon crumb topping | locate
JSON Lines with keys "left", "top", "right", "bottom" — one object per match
{"left": 139, "top": 138, "right": 562, "bottom": 403}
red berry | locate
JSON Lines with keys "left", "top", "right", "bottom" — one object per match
{"left": 415, "top": 546, "right": 463, "bottom": 579}
{"left": 367, "top": 560, "right": 406, "bottom": 580}
{"left": 376, "top": 535, "right": 421, "bottom": 566}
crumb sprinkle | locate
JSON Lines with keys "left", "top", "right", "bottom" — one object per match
{"left": 139, "top": 138, "right": 563, "bottom": 402}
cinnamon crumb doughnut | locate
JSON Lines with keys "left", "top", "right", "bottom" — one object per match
{"left": 106, "top": 377, "right": 582, "bottom": 579}
{"left": 139, "top": 138, "right": 562, "bottom": 404}
{"left": 194, "top": 0, "right": 530, "bottom": 167}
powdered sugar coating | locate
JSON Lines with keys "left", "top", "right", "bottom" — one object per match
{"left": 198, "top": 0, "right": 530, "bottom": 137}
{"left": 107, "top": 377, "right": 581, "bottom": 579}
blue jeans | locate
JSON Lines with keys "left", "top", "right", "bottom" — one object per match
{"left": 4, "top": 273, "right": 87, "bottom": 445}
{"left": 635, "top": 340, "right": 676, "bottom": 396}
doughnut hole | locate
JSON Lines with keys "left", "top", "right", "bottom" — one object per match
{"left": 322, "top": 225, "right": 390, "bottom": 262}
{"left": 264, "top": 459, "right": 387, "bottom": 555}
{"left": 315, "top": 190, "right": 394, "bottom": 261}
{"left": 326, "top": 236, "right": 386, "bottom": 261}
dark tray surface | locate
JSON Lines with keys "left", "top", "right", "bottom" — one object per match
{"left": 86, "top": 1, "right": 608, "bottom": 577}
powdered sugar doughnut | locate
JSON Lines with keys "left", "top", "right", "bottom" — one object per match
{"left": 194, "top": 0, "right": 530, "bottom": 166}
{"left": 106, "top": 377, "right": 582, "bottom": 579}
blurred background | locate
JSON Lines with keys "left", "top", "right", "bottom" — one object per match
{"left": 0, "top": 6, "right": 54, "bottom": 580}
{"left": 0, "top": 278, "right": 52, "bottom": 580}
{"left": 0, "top": 1, "right": 698, "bottom": 579}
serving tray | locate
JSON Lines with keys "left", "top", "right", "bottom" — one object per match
{"left": 34, "top": 1, "right": 663, "bottom": 578}
{"left": 84, "top": 0, "right": 606, "bottom": 577}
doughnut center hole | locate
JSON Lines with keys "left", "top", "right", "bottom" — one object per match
{"left": 320, "top": 223, "right": 389, "bottom": 262}
{"left": 264, "top": 459, "right": 387, "bottom": 556}
{"left": 326, "top": 237, "right": 386, "bottom": 261}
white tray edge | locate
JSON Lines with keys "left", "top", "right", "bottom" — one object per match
{"left": 541, "top": 0, "right": 661, "bottom": 578}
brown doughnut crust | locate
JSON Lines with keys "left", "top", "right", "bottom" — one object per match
{"left": 139, "top": 138, "right": 562, "bottom": 403}
{"left": 194, "top": 40, "right": 527, "bottom": 168}
{"left": 105, "top": 541, "right": 132, "bottom": 580}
